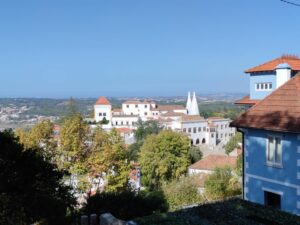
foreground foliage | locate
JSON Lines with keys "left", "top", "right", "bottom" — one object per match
{"left": 0, "top": 131, "right": 75, "bottom": 225}
{"left": 135, "top": 198, "right": 300, "bottom": 225}
{"left": 82, "top": 191, "right": 168, "bottom": 220}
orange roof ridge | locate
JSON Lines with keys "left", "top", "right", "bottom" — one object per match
{"left": 245, "top": 55, "right": 300, "bottom": 73}
{"left": 95, "top": 96, "right": 110, "bottom": 105}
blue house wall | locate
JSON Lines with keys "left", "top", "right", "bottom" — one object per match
{"left": 244, "top": 128, "right": 300, "bottom": 215}
{"left": 249, "top": 72, "right": 276, "bottom": 100}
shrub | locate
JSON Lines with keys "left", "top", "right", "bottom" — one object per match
{"left": 162, "top": 176, "right": 203, "bottom": 211}
{"left": 82, "top": 190, "right": 168, "bottom": 220}
{"left": 204, "top": 166, "right": 241, "bottom": 200}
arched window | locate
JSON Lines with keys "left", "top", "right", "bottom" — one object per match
{"left": 190, "top": 139, "right": 194, "bottom": 146}
{"left": 196, "top": 139, "right": 200, "bottom": 144}
{"left": 202, "top": 138, "right": 206, "bottom": 144}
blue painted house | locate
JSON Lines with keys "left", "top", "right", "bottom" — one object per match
{"left": 231, "top": 56, "right": 300, "bottom": 215}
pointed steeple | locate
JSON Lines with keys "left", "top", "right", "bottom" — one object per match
{"left": 189, "top": 92, "right": 200, "bottom": 115}
{"left": 186, "top": 91, "right": 192, "bottom": 113}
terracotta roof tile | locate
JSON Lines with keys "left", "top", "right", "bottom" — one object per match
{"left": 235, "top": 95, "right": 260, "bottom": 105}
{"left": 182, "top": 115, "right": 205, "bottom": 122}
{"left": 95, "top": 96, "right": 110, "bottom": 105}
{"left": 189, "top": 154, "right": 237, "bottom": 170}
{"left": 116, "top": 127, "right": 133, "bottom": 133}
{"left": 245, "top": 55, "right": 300, "bottom": 73}
{"left": 231, "top": 74, "right": 300, "bottom": 133}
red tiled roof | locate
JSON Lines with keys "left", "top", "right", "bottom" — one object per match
{"left": 161, "top": 111, "right": 186, "bottom": 117}
{"left": 235, "top": 96, "right": 260, "bottom": 105}
{"left": 189, "top": 154, "right": 237, "bottom": 170}
{"left": 116, "top": 127, "right": 133, "bottom": 133}
{"left": 182, "top": 115, "right": 205, "bottom": 122}
{"left": 245, "top": 55, "right": 300, "bottom": 73}
{"left": 231, "top": 74, "right": 300, "bottom": 133}
{"left": 95, "top": 96, "right": 110, "bottom": 105}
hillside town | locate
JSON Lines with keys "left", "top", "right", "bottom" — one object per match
{"left": 2, "top": 1, "right": 300, "bottom": 225}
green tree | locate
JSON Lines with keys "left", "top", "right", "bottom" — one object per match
{"left": 134, "top": 119, "right": 163, "bottom": 142}
{"left": 189, "top": 146, "right": 203, "bottom": 164}
{"left": 15, "top": 120, "right": 56, "bottom": 160}
{"left": 0, "top": 130, "right": 75, "bottom": 225}
{"left": 58, "top": 114, "right": 89, "bottom": 176}
{"left": 225, "top": 132, "right": 242, "bottom": 155}
{"left": 139, "top": 130, "right": 190, "bottom": 190}
{"left": 204, "top": 166, "right": 241, "bottom": 200}
{"left": 87, "top": 128, "right": 130, "bottom": 192}
{"left": 129, "top": 119, "right": 163, "bottom": 161}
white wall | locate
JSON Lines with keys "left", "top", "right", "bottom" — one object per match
{"left": 181, "top": 120, "right": 209, "bottom": 145}
{"left": 94, "top": 105, "right": 112, "bottom": 128}
{"left": 111, "top": 116, "right": 139, "bottom": 128}
{"left": 276, "top": 68, "right": 291, "bottom": 88}
{"left": 122, "top": 103, "right": 152, "bottom": 118}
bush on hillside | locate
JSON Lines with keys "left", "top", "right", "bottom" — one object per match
{"left": 82, "top": 190, "right": 168, "bottom": 220}
{"left": 162, "top": 176, "right": 203, "bottom": 211}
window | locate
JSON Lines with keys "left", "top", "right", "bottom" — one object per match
{"left": 135, "top": 105, "right": 138, "bottom": 108}
{"left": 267, "top": 135, "right": 282, "bottom": 166}
{"left": 103, "top": 112, "right": 106, "bottom": 116}
{"left": 145, "top": 105, "right": 147, "bottom": 108}
{"left": 126, "top": 105, "right": 129, "bottom": 108}
{"left": 193, "top": 127, "right": 196, "bottom": 133}
{"left": 99, "top": 113, "right": 102, "bottom": 116}
{"left": 188, "top": 128, "right": 191, "bottom": 133}
{"left": 144, "top": 112, "right": 147, "bottom": 116}
{"left": 198, "top": 127, "right": 201, "bottom": 132}
{"left": 211, "top": 133, "right": 214, "bottom": 138}
{"left": 116, "top": 121, "right": 118, "bottom": 125}
{"left": 121, "top": 121, "right": 123, "bottom": 125}
{"left": 255, "top": 82, "right": 273, "bottom": 91}
{"left": 221, "top": 125, "right": 223, "bottom": 129}
{"left": 126, "top": 121, "right": 129, "bottom": 125}
{"left": 264, "top": 191, "right": 281, "bottom": 209}
{"left": 183, "top": 128, "right": 186, "bottom": 132}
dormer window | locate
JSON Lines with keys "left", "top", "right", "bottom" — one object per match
{"left": 256, "top": 82, "right": 272, "bottom": 91}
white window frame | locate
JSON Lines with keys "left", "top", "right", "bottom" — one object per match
{"left": 255, "top": 82, "right": 273, "bottom": 91}
{"left": 266, "top": 135, "right": 282, "bottom": 167}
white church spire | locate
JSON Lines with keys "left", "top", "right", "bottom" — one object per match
{"left": 189, "top": 92, "right": 200, "bottom": 115}
{"left": 186, "top": 91, "right": 192, "bottom": 113}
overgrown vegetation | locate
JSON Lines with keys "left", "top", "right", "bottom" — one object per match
{"left": 225, "top": 132, "right": 242, "bottom": 155}
{"left": 162, "top": 175, "right": 203, "bottom": 211}
{"left": 204, "top": 166, "right": 241, "bottom": 200}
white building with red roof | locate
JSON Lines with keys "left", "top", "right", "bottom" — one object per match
{"left": 93, "top": 93, "right": 235, "bottom": 147}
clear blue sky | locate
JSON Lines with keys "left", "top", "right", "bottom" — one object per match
{"left": 1, "top": 0, "right": 300, "bottom": 98}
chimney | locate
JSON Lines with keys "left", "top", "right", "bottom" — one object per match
{"left": 275, "top": 63, "right": 291, "bottom": 88}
